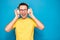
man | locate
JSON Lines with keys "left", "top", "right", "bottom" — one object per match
{"left": 5, "top": 3, "right": 44, "bottom": 40}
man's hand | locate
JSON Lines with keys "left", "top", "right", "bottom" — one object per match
{"left": 28, "top": 8, "right": 34, "bottom": 18}
{"left": 14, "top": 9, "right": 20, "bottom": 18}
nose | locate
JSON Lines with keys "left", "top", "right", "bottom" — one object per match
{"left": 22, "top": 11, "right": 25, "bottom": 14}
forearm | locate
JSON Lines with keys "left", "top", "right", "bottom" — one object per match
{"left": 31, "top": 16, "right": 44, "bottom": 30}
{"left": 5, "top": 17, "right": 18, "bottom": 32}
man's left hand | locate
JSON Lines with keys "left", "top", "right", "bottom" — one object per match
{"left": 28, "top": 8, "right": 34, "bottom": 18}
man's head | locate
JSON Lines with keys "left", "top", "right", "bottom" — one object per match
{"left": 18, "top": 3, "right": 29, "bottom": 19}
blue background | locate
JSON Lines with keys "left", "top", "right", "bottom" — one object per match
{"left": 0, "top": 0, "right": 60, "bottom": 40}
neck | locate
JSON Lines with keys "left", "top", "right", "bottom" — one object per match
{"left": 22, "top": 17, "right": 28, "bottom": 19}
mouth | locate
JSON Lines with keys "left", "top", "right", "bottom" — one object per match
{"left": 21, "top": 14, "right": 27, "bottom": 18}
{"left": 22, "top": 13, "right": 26, "bottom": 16}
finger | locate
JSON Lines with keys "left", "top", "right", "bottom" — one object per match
{"left": 17, "top": 10, "right": 20, "bottom": 14}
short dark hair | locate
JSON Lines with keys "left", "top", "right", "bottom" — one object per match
{"left": 17, "top": 3, "right": 29, "bottom": 9}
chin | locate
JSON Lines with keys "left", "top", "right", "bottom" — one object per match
{"left": 22, "top": 16, "right": 27, "bottom": 19}
{"left": 22, "top": 17, "right": 26, "bottom": 19}
{"left": 21, "top": 15, "right": 27, "bottom": 19}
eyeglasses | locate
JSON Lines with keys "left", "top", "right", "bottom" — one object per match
{"left": 19, "top": 9, "right": 28, "bottom": 11}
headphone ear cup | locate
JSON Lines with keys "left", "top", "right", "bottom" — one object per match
{"left": 17, "top": 10, "right": 20, "bottom": 14}
{"left": 28, "top": 9, "right": 30, "bottom": 13}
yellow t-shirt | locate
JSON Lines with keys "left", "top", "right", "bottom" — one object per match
{"left": 13, "top": 18, "right": 37, "bottom": 40}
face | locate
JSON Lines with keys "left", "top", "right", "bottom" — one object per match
{"left": 19, "top": 5, "right": 28, "bottom": 19}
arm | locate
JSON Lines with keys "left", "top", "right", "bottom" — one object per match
{"left": 28, "top": 8, "right": 44, "bottom": 30}
{"left": 31, "top": 16, "right": 44, "bottom": 30}
{"left": 5, "top": 10, "right": 19, "bottom": 32}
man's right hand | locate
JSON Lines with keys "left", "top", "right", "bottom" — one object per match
{"left": 14, "top": 9, "right": 20, "bottom": 18}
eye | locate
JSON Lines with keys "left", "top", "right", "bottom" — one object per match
{"left": 20, "top": 9, "right": 27, "bottom": 11}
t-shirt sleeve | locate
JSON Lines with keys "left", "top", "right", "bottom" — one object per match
{"left": 31, "top": 19, "right": 37, "bottom": 27}
{"left": 13, "top": 23, "right": 16, "bottom": 29}
{"left": 13, "top": 21, "right": 18, "bottom": 29}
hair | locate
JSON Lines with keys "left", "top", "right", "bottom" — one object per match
{"left": 17, "top": 3, "right": 29, "bottom": 9}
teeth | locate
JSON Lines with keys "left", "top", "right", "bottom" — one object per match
{"left": 21, "top": 14, "right": 26, "bottom": 16}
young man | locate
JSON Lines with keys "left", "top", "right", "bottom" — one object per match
{"left": 5, "top": 3, "right": 44, "bottom": 40}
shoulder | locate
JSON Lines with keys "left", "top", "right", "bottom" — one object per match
{"left": 27, "top": 18, "right": 33, "bottom": 21}
{"left": 27, "top": 18, "right": 34, "bottom": 22}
